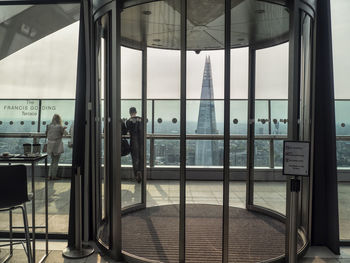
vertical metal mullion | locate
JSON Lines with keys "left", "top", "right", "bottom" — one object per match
{"left": 37, "top": 99, "right": 42, "bottom": 134}
{"left": 246, "top": 48, "right": 256, "bottom": 208}
{"left": 94, "top": 20, "right": 101, "bottom": 228}
{"left": 268, "top": 100, "right": 274, "bottom": 168}
{"left": 142, "top": 47, "right": 147, "bottom": 204}
{"left": 179, "top": 0, "right": 187, "bottom": 262}
{"left": 83, "top": 0, "right": 92, "bottom": 242}
{"left": 287, "top": 1, "right": 301, "bottom": 262}
{"left": 222, "top": 0, "right": 231, "bottom": 262}
{"left": 90, "top": 5, "right": 97, "bottom": 239}
{"left": 111, "top": 1, "right": 122, "bottom": 260}
{"left": 105, "top": 16, "right": 110, "bottom": 231}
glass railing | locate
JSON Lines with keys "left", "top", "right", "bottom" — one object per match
{"left": 0, "top": 99, "right": 74, "bottom": 164}
{"left": 1, "top": 99, "right": 350, "bottom": 168}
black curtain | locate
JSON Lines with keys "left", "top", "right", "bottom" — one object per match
{"left": 68, "top": 1, "right": 87, "bottom": 247}
{"left": 311, "top": 0, "right": 340, "bottom": 254}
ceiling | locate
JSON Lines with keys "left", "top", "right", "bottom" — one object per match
{"left": 121, "top": 0, "right": 289, "bottom": 50}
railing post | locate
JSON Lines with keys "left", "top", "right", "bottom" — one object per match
{"left": 268, "top": 100, "right": 274, "bottom": 168}
{"left": 150, "top": 99, "right": 155, "bottom": 168}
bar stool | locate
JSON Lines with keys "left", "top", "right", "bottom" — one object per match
{"left": 0, "top": 165, "right": 33, "bottom": 263}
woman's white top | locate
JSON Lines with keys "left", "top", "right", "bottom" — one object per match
{"left": 47, "top": 124, "right": 66, "bottom": 155}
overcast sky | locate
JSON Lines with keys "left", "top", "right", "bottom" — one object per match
{"left": 0, "top": 0, "right": 348, "bottom": 100}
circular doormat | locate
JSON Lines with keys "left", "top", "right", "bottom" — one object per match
{"left": 122, "top": 204, "right": 303, "bottom": 263}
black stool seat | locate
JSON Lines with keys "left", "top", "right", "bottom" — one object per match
{"left": 0, "top": 165, "right": 33, "bottom": 263}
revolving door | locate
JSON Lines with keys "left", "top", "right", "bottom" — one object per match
{"left": 91, "top": 0, "right": 316, "bottom": 262}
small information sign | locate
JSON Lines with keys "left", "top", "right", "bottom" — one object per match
{"left": 283, "top": 141, "right": 310, "bottom": 177}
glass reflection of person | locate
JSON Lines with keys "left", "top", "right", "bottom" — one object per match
{"left": 46, "top": 114, "right": 67, "bottom": 180}
{"left": 126, "top": 107, "right": 142, "bottom": 183}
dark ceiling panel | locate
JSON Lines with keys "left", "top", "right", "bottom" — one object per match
{"left": 120, "top": 0, "right": 289, "bottom": 50}
{"left": 0, "top": 3, "right": 80, "bottom": 60}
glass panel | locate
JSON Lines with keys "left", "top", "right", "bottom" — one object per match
{"left": 274, "top": 140, "right": 284, "bottom": 168}
{"left": 154, "top": 139, "right": 180, "bottom": 166}
{"left": 154, "top": 100, "right": 180, "bottom": 134}
{"left": 147, "top": 48, "right": 181, "bottom": 263}
{"left": 230, "top": 100, "right": 247, "bottom": 135}
{"left": 335, "top": 101, "right": 350, "bottom": 136}
{"left": 254, "top": 140, "right": 270, "bottom": 167}
{"left": 331, "top": 0, "right": 350, "bottom": 240}
{"left": 186, "top": 21, "right": 224, "bottom": 260}
{"left": 255, "top": 100, "right": 269, "bottom": 135}
{"left": 229, "top": 47, "right": 248, "bottom": 261}
{"left": 121, "top": 47, "right": 143, "bottom": 208}
{"left": 0, "top": 4, "right": 79, "bottom": 235}
{"left": 253, "top": 44, "right": 289, "bottom": 215}
{"left": 187, "top": 100, "right": 224, "bottom": 135}
{"left": 40, "top": 100, "right": 75, "bottom": 166}
{"left": 270, "top": 100, "right": 288, "bottom": 135}
{"left": 0, "top": 99, "right": 39, "bottom": 133}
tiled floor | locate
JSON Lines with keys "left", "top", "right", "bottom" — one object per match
{"left": 1, "top": 179, "right": 350, "bottom": 262}
{"left": 0, "top": 241, "right": 349, "bottom": 262}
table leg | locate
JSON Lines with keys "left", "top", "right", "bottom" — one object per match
{"left": 31, "top": 162, "right": 35, "bottom": 263}
{"left": 45, "top": 158, "right": 48, "bottom": 255}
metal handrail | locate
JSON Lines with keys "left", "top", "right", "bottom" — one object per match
{"left": 3, "top": 132, "right": 350, "bottom": 140}
{"left": 0, "top": 132, "right": 289, "bottom": 140}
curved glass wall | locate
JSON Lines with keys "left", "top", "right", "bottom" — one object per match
{"left": 92, "top": 0, "right": 316, "bottom": 262}
{"left": 253, "top": 44, "right": 289, "bottom": 215}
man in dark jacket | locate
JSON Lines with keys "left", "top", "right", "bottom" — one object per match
{"left": 126, "top": 107, "right": 143, "bottom": 183}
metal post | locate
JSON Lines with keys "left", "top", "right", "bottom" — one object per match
{"left": 268, "top": 100, "right": 274, "bottom": 168}
{"left": 62, "top": 167, "right": 94, "bottom": 258}
{"left": 179, "top": 0, "right": 187, "bottom": 261}
{"left": 31, "top": 162, "right": 36, "bottom": 263}
{"left": 150, "top": 99, "right": 155, "bottom": 168}
{"left": 111, "top": 1, "right": 122, "bottom": 260}
{"left": 222, "top": 0, "right": 231, "bottom": 261}
{"left": 83, "top": 0, "right": 92, "bottom": 243}
{"left": 246, "top": 48, "right": 256, "bottom": 208}
{"left": 287, "top": 0, "right": 301, "bottom": 262}
{"left": 142, "top": 47, "right": 147, "bottom": 203}
{"left": 45, "top": 157, "right": 48, "bottom": 256}
{"left": 289, "top": 177, "right": 300, "bottom": 263}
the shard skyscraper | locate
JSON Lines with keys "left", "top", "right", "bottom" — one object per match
{"left": 195, "top": 56, "right": 220, "bottom": 166}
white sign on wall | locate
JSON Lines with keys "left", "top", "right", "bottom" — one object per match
{"left": 283, "top": 141, "right": 310, "bottom": 177}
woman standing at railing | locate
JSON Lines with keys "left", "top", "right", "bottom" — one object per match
{"left": 46, "top": 114, "right": 67, "bottom": 180}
